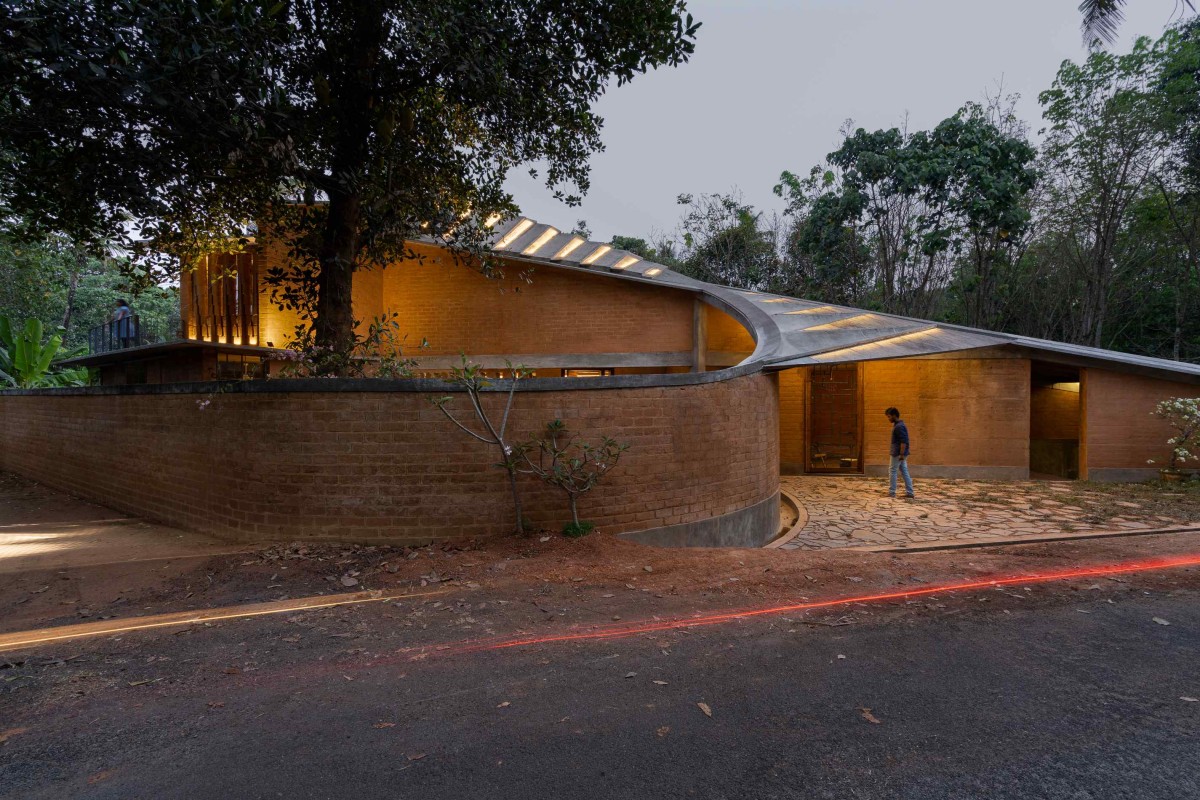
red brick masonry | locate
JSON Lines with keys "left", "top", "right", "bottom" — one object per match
{"left": 0, "top": 372, "right": 780, "bottom": 544}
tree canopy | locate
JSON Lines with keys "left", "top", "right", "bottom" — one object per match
{"left": 0, "top": 0, "right": 700, "bottom": 357}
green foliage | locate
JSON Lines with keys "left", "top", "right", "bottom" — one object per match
{"left": 610, "top": 235, "right": 683, "bottom": 268}
{"left": 0, "top": 315, "right": 88, "bottom": 388}
{"left": 276, "top": 312, "right": 426, "bottom": 378}
{"left": 776, "top": 104, "right": 1037, "bottom": 319}
{"left": 0, "top": 235, "right": 179, "bottom": 350}
{"left": 1, "top": 0, "right": 701, "bottom": 358}
{"left": 562, "top": 521, "right": 595, "bottom": 538}
{"left": 518, "top": 419, "right": 629, "bottom": 531}
{"left": 669, "top": 192, "right": 782, "bottom": 289}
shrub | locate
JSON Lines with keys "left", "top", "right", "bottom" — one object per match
{"left": 1152, "top": 397, "right": 1200, "bottom": 471}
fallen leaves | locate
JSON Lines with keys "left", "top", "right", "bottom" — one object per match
{"left": 624, "top": 672, "right": 637, "bottom": 679}
{"left": 697, "top": 702, "right": 712, "bottom": 717}
{"left": 1153, "top": 617, "right": 1171, "bottom": 626}
{"left": 0, "top": 727, "right": 28, "bottom": 746}
{"left": 858, "top": 707, "right": 882, "bottom": 724}
{"left": 653, "top": 680, "right": 669, "bottom": 686}
{"left": 497, "top": 701, "right": 511, "bottom": 708}
{"left": 373, "top": 722, "right": 396, "bottom": 729}
{"left": 656, "top": 726, "right": 670, "bottom": 738}
{"left": 1181, "top": 696, "right": 1199, "bottom": 702}
{"left": 87, "top": 770, "right": 117, "bottom": 785}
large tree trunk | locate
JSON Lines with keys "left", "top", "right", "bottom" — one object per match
{"left": 314, "top": 192, "right": 360, "bottom": 362}
{"left": 60, "top": 248, "right": 84, "bottom": 333}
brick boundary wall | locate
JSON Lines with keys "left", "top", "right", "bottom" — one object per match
{"left": 0, "top": 371, "right": 780, "bottom": 546}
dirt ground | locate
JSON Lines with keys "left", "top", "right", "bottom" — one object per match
{"left": 1, "top": 471, "right": 1199, "bottom": 644}
{"left": 5, "top": 475, "right": 1200, "bottom": 800}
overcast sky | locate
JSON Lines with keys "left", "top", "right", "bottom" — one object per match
{"left": 504, "top": 0, "right": 1191, "bottom": 242}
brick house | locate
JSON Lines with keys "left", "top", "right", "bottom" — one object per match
{"left": 3, "top": 215, "right": 1198, "bottom": 546}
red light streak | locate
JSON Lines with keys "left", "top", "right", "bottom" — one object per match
{"left": 436, "top": 553, "right": 1200, "bottom": 656}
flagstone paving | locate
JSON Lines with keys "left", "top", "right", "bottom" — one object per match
{"left": 778, "top": 475, "right": 1198, "bottom": 551}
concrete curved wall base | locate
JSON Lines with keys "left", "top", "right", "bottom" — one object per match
{"left": 617, "top": 491, "right": 780, "bottom": 549}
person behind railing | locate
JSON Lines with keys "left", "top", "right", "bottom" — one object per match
{"left": 113, "top": 299, "right": 135, "bottom": 348}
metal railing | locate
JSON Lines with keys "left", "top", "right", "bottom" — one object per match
{"left": 87, "top": 313, "right": 184, "bottom": 355}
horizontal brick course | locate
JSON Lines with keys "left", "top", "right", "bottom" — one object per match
{"left": 0, "top": 373, "right": 779, "bottom": 545}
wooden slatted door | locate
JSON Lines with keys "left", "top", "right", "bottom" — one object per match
{"left": 806, "top": 364, "right": 863, "bottom": 474}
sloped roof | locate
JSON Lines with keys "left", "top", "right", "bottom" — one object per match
{"left": 482, "top": 216, "right": 1200, "bottom": 383}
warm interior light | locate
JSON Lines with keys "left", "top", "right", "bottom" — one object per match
{"left": 643, "top": 267, "right": 663, "bottom": 277}
{"left": 493, "top": 219, "right": 534, "bottom": 249}
{"left": 484, "top": 213, "right": 503, "bottom": 228}
{"left": 612, "top": 255, "right": 640, "bottom": 271}
{"left": 522, "top": 227, "right": 559, "bottom": 255}
{"left": 761, "top": 297, "right": 797, "bottom": 304}
{"left": 1051, "top": 382, "right": 1081, "bottom": 393}
{"left": 552, "top": 237, "right": 585, "bottom": 260}
{"left": 580, "top": 245, "right": 611, "bottom": 265}
{"left": 810, "top": 327, "right": 940, "bottom": 361}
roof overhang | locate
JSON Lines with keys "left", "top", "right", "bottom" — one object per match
{"left": 62, "top": 341, "right": 286, "bottom": 368}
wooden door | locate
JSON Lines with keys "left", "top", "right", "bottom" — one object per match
{"left": 806, "top": 364, "right": 863, "bottom": 473}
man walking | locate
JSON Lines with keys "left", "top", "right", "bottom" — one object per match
{"left": 886, "top": 407, "right": 914, "bottom": 499}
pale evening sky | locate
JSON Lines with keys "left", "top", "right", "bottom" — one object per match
{"left": 505, "top": 0, "right": 1191, "bottom": 242}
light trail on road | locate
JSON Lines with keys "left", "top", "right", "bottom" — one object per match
{"left": 433, "top": 553, "right": 1200, "bottom": 656}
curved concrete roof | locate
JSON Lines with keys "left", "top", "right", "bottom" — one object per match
{"left": 480, "top": 215, "right": 1200, "bottom": 384}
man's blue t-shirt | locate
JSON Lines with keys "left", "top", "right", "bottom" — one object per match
{"left": 890, "top": 420, "right": 911, "bottom": 457}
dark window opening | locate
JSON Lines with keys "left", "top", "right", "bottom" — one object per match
{"left": 217, "top": 353, "right": 265, "bottom": 380}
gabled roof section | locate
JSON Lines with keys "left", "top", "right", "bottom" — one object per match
{"left": 461, "top": 215, "right": 1200, "bottom": 382}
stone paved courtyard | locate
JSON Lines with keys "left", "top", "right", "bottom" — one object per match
{"left": 779, "top": 475, "right": 1200, "bottom": 551}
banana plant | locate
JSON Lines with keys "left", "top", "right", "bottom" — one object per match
{"left": 0, "top": 316, "right": 89, "bottom": 388}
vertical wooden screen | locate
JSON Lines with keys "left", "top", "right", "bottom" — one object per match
{"left": 180, "top": 251, "right": 260, "bottom": 346}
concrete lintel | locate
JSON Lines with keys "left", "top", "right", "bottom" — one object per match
{"left": 0, "top": 361, "right": 767, "bottom": 397}
{"left": 412, "top": 352, "right": 694, "bottom": 370}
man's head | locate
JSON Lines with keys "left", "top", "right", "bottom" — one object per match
{"left": 115, "top": 299, "right": 128, "bottom": 308}
{"left": 885, "top": 407, "right": 900, "bottom": 423}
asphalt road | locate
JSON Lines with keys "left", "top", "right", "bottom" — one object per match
{"left": 3, "top": 586, "right": 1199, "bottom": 800}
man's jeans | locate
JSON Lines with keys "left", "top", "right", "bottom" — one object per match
{"left": 889, "top": 456, "right": 914, "bottom": 497}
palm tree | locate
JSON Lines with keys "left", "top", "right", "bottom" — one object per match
{"left": 1081, "top": 0, "right": 1196, "bottom": 45}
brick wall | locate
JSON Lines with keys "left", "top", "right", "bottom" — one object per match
{"left": 1031, "top": 385, "right": 1081, "bottom": 440}
{"left": 1084, "top": 368, "right": 1200, "bottom": 479}
{"left": 863, "top": 357, "right": 1030, "bottom": 474}
{"left": 255, "top": 241, "right": 700, "bottom": 358}
{"left": 705, "top": 304, "right": 757, "bottom": 355}
{"left": 778, "top": 368, "right": 806, "bottom": 471}
{"left": 0, "top": 373, "right": 779, "bottom": 545}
